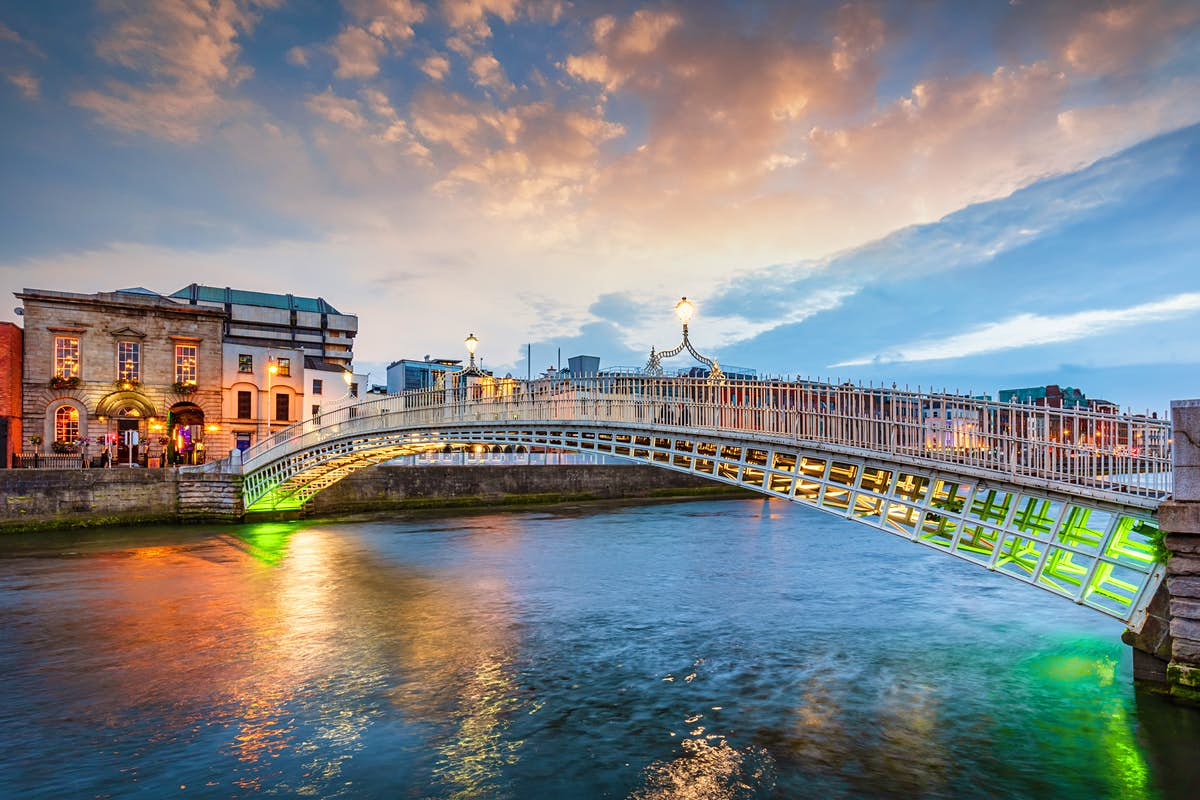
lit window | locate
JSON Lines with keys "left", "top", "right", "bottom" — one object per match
{"left": 238, "top": 354, "right": 253, "bottom": 373}
{"left": 175, "top": 344, "right": 197, "bottom": 385}
{"left": 117, "top": 341, "right": 140, "bottom": 381}
{"left": 277, "top": 357, "right": 291, "bottom": 377}
{"left": 54, "top": 336, "right": 80, "bottom": 379}
{"left": 54, "top": 406, "right": 79, "bottom": 444}
{"left": 312, "top": 378, "right": 323, "bottom": 395}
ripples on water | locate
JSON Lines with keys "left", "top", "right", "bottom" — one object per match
{"left": 0, "top": 499, "right": 1197, "bottom": 799}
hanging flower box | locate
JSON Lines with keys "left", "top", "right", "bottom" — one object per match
{"left": 172, "top": 381, "right": 198, "bottom": 394}
{"left": 113, "top": 378, "right": 141, "bottom": 391}
{"left": 49, "top": 376, "right": 81, "bottom": 389}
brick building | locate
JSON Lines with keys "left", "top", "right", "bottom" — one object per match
{"left": 0, "top": 322, "right": 22, "bottom": 466}
{"left": 16, "top": 288, "right": 227, "bottom": 464}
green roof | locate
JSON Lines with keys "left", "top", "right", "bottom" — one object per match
{"left": 170, "top": 284, "right": 342, "bottom": 314}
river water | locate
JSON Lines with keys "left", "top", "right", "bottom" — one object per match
{"left": 0, "top": 498, "right": 1196, "bottom": 799}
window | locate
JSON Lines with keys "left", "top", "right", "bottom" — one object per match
{"left": 311, "top": 404, "right": 321, "bottom": 417}
{"left": 175, "top": 344, "right": 197, "bottom": 385}
{"left": 238, "top": 354, "right": 253, "bottom": 373}
{"left": 54, "top": 406, "right": 79, "bottom": 444}
{"left": 350, "top": 382, "right": 359, "bottom": 398}
{"left": 54, "top": 336, "right": 80, "bottom": 379}
{"left": 274, "top": 392, "right": 289, "bottom": 421}
{"left": 277, "top": 357, "right": 291, "bottom": 377}
{"left": 312, "top": 378, "right": 323, "bottom": 396}
{"left": 117, "top": 341, "right": 140, "bottom": 382}
{"left": 236, "top": 391, "right": 252, "bottom": 419}
{"left": 235, "top": 432, "right": 252, "bottom": 451}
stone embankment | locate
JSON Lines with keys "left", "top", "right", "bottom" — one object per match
{"left": 0, "top": 464, "right": 745, "bottom": 532}
{"left": 306, "top": 464, "right": 735, "bottom": 515}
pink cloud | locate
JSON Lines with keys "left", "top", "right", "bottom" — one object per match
{"left": 71, "top": 0, "right": 280, "bottom": 141}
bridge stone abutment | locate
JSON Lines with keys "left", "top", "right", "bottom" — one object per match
{"left": 177, "top": 470, "right": 245, "bottom": 522}
{"left": 1131, "top": 399, "right": 1200, "bottom": 705}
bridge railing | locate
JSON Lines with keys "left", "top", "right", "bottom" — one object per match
{"left": 240, "top": 376, "right": 1173, "bottom": 501}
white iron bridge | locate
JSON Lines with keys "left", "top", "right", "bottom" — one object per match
{"left": 237, "top": 376, "right": 1172, "bottom": 629}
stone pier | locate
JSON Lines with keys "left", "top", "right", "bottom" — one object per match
{"left": 1130, "top": 399, "right": 1200, "bottom": 705}
{"left": 176, "top": 470, "right": 245, "bottom": 522}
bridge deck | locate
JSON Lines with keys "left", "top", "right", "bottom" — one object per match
{"left": 237, "top": 377, "right": 1172, "bottom": 629}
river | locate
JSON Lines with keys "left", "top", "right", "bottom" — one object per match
{"left": 0, "top": 498, "right": 1196, "bottom": 799}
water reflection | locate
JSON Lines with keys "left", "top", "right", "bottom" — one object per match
{"left": 0, "top": 501, "right": 1197, "bottom": 799}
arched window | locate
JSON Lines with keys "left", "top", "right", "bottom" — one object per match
{"left": 55, "top": 406, "right": 79, "bottom": 444}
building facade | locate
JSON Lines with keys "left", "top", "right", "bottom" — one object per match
{"left": 220, "top": 342, "right": 308, "bottom": 452}
{"left": 0, "top": 322, "right": 22, "bottom": 466}
{"left": 16, "top": 288, "right": 226, "bottom": 463}
{"left": 386, "top": 357, "right": 463, "bottom": 393}
{"left": 170, "top": 284, "right": 358, "bottom": 368}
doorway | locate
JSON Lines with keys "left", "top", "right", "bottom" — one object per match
{"left": 116, "top": 418, "right": 139, "bottom": 465}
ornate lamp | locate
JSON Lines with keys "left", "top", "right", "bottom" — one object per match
{"left": 462, "top": 332, "right": 486, "bottom": 377}
{"left": 646, "top": 296, "right": 724, "bottom": 380}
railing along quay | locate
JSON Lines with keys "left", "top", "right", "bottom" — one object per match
{"left": 242, "top": 376, "right": 1173, "bottom": 505}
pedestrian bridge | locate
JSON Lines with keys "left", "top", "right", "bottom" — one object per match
{"left": 237, "top": 376, "right": 1172, "bottom": 629}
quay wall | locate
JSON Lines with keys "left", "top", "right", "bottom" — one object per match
{"left": 0, "top": 464, "right": 741, "bottom": 532}
{"left": 305, "top": 464, "right": 739, "bottom": 515}
{"left": 0, "top": 468, "right": 179, "bottom": 531}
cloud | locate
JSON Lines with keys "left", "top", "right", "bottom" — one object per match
{"left": 833, "top": 292, "right": 1200, "bottom": 366}
{"left": 330, "top": 25, "right": 388, "bottom": 78}
{"left": 409, "top": 89, "right": 625, "bottom": 217}
{"left": 307, "top": 87, "right": 368, "bottom": 129}
{"left": 420, "top": 51, "right": 450, "bottom": 80}
{"left": 71, "top": 0, "right": 281, "bottom": 142}
{"left": 6, "top": 70, "right": 38, "bottom": 99}
{"left": 0, "top": 20, "right": 45, "bottom": 58}
{"left": 469, "top": 52, "right": 513, "bottom": 94}
{"left": 442, "top": 0, "right": 522, "bottom": 40}
{"left": 320, "top": 1, "right": 427, "bottom": 79}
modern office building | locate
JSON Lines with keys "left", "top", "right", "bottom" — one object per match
{"left": 170, "top": 284, "right": 358, "bottom": 368}
{"left": 386, "top": 357, "right": 463, "bottom": 393}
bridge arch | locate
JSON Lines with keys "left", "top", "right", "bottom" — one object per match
{"left": 237, "top": 378, "right": 1170, "bottom": 627}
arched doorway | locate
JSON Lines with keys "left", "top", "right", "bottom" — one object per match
{"left": 95, "top": 391, "right": 158, "bottom": 466}
{"left": 168, "top": 402, "right": 206, "bottom": 465}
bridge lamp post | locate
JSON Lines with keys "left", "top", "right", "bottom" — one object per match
{"left": 462, "top": 332, "right": 486, "bottom": 377}
{"left": 645, "top": 296, "right": 724, "bottom": 381}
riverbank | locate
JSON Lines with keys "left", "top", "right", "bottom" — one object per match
{"left": 0, "top": 464, "right": 751, "bottom": 533}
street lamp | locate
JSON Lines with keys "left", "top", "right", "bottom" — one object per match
{"left": 674, "top": 296, "right": 695, "bottom": 325}
{"left": 462, "top": 332, "right": 485, "bottom": 376}
{"left": 646, "top": 296, "right": 724, "bottom": 380}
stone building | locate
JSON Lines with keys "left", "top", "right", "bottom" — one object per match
{"left": 16, "top": 288, "right": 227, "bottom": 463}
{"left": 0, "top": 322, "right": 22, "bottom": 466}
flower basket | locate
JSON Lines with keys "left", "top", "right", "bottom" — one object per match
{"left": 172, "top": 381, "right": 197, "bottom": 394}
{"left": 113, "top": 378, "right": 141, "bottom": 391}
{"left": 49, "top": 376, "right": 81, "bottom": 390}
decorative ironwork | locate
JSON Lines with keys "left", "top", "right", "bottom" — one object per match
{"left": 646, "top": 297, "right": 724, "bottom": 381}
{"left": 461, "top": 332, "right": 486, "bottom": 377}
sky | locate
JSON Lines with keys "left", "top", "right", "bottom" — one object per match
{"left": 1, "top": 0, "right": 1199, "bottom": 410}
